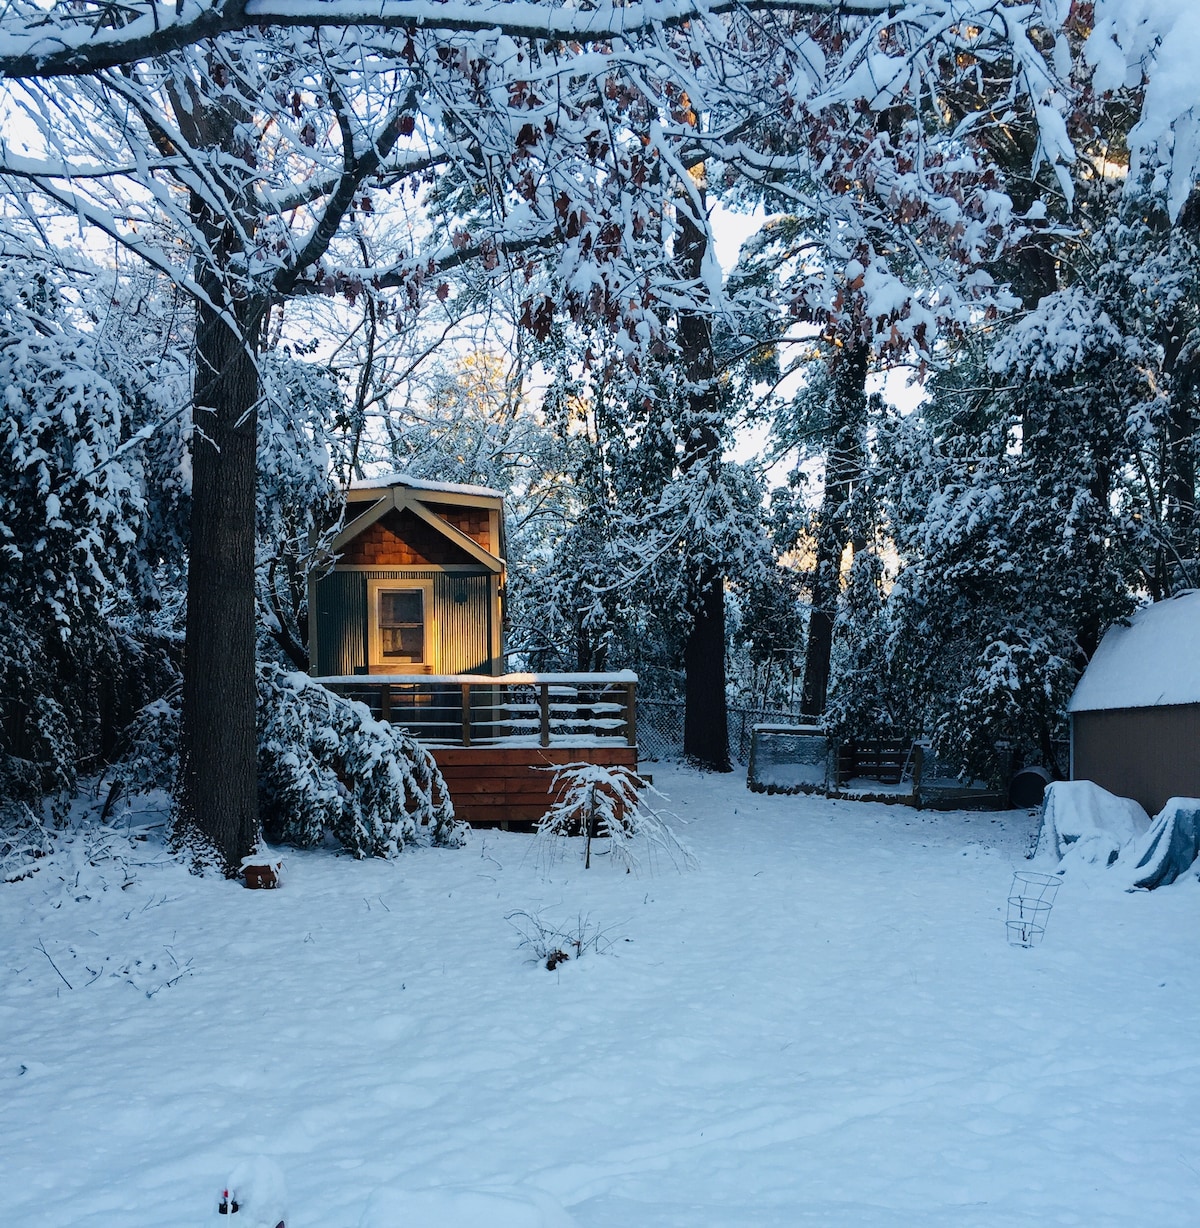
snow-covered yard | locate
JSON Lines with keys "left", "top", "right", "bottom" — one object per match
{"left": 4, "top": 765, "right": 1200, "bottom": 1227}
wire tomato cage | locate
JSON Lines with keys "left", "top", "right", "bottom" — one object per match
{"left": 1006, "top": 870, "right": 1062, "bottom": 947}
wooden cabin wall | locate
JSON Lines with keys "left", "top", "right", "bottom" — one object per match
{"left": 314, "top": 570, "right": 495, "bottom": 676}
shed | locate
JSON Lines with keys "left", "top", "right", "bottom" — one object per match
{"left": 1068, "top": 591, "right": 1200, "bottom": 814}
{"left": 309, "top": 472, "right": 506, "bottom": 679}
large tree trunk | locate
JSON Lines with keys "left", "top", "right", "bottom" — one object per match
{"left": 165, "top": 75, "right": 265, "bottom": 873}
{"left": 175, "top": 283, "right": 263, "bottom": 872}
{"left": 676, "top": 172, "right": 730, "bottom": 771}
{"left": 683, "top": 567, "right": 729, "bottom": 769}
{"left": 800, "top": 336, "right": 869, "bottom": 720}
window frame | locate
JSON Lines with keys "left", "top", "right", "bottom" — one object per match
{"left": 367, "top": 578, "right": 434, "bottom": 674}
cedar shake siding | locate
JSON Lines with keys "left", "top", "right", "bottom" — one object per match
{"left": 426, "top": 502, "right": 491, "bottom": 551}
{"left": 339, "top": 507, "right": 481, "bottom": 568}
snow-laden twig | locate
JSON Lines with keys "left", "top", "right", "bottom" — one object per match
{"left": 35, "top": 939, "right": 73, "bottom": 990}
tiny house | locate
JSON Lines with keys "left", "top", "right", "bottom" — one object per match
{"left": 311, "top": 473, "right": 639, "bottom": 828}
{"left": 309, "top": 473, "right": 506, "bottom": 678}
{"left": 1069, "top": 590, "right": 1200, "bottom": 814}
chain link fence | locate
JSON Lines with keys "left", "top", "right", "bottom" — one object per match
{"left": 638, "top": 699, "right": 813, "bottom": 765}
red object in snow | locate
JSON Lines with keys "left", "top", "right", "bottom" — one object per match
{"left": 242, "top": 862, "right": 280, "bottom": 889}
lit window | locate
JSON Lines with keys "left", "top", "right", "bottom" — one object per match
{"left": 379, "top": 589, "right": 424, "bottom": 663}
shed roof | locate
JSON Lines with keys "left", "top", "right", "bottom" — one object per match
{"left": 1068, "top": 591, "right": 1200, "bottom": 713}
{"left": 348, "top": 471, "right": 503, "bottom": 501}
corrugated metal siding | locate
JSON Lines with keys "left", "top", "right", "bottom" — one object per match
{"left": 434, "top": 573, "right": 493, "bottom": 674}
{"left": 1072, "top": 703, "right": 1200, "bottom": 814}
{"left": 315, "top": 569, "right": 495, "bottom": 675}
{"left": 315, "top": 571, "right": 367, "bottom": 675}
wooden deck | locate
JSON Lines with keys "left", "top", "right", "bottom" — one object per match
{"left": 315, "top": 672, "right": 640, "bottom": 829}
{"left": 433, "top": 745, "right": 640, "bottom": 828}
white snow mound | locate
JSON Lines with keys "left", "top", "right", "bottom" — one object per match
{"left": 220, "top": 1156, "right": 287, "bottom": 1227}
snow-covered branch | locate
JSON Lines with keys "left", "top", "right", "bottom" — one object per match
{"left": 0, "top": 0, "right": 902, "bottom": 80}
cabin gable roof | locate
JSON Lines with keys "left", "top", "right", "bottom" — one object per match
{"left": 334, "top": 475, "right": 505, "bottom": 574}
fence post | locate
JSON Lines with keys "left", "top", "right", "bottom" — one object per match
{"left": 624, "top": 680, "right": 637, "bottom": 746}
{"left": 539, "top": 683, "right": 551, "bottom": 747}
{"left": 380, "top": 683, "right": 391, "bottom": 724}
{"left": 461, "top": 683, "right": 472, "bottom": 747}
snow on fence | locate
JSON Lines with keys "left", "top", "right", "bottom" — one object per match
{"left": 316, "top": 672, "right": 637, "bottom": 749}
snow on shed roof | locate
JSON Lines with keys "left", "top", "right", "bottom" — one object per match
{"left": 348, "top": 471, "right": 503, "bottom": 500}
{"left": 1068, "top": 591, "right": 1200, "bottom": 713}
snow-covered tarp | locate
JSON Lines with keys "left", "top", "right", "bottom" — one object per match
{"left": 1035, "top": 780, "right": 1150, "bottom": 867}
{"left": 1128, "top": 799, "right": 1200, "bottom": 891}
{"left": 1035, "top": 781, "right": 1200, "bottom": 890}
{"left": 1068, "top": 590, "right": 1200, "bottom": 712}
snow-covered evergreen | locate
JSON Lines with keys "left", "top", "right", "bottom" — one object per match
{"left": 257, "top": 666, "right": 465, "bottom": 858}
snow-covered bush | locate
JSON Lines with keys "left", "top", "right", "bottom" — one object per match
{"left": 257, "top": 665, "right": 465, "bottom": 857}
{"left": 537, "top": 762, "right": 692, "bottom": 871}
{"left": 0, "top": 803, "right": 55, "bottom": 884}
{"left": 108, "top": 690, "right": 182, "bottom": 801}
{"left": 109, "top": 667, "right": 466, "bottom": 859}
{"left": 506, "top": 908, "right": 616, "bottom": 970}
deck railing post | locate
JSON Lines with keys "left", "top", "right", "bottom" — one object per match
{"left": 624, "top": 680, "right": 637, "bottom": 746}
{"left": 539, "top": 683, "right": 551, "bottom": 747}
{"left": 380, "top": 684, "right": 391, "bottom": 724}
{"left": 461, "top": 682, "right": 472, "bottom": 747}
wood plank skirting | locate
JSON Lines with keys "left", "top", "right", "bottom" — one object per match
{"left": 431, "top": 745, "right": 640, "bottom": 829}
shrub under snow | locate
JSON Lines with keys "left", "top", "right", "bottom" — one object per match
{"left": 537, "top": 761, "right": 693, "bottom": 872}
{"left": 111, "top": 666, "right": 465, "bottom": 860}
{"left": 257, "top": 665, "right": 465, "bottom": 857}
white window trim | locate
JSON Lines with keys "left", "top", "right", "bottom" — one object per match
{"left": 367, "top": 578, "right": 435, "bottom": 674}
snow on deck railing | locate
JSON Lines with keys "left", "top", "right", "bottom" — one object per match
{"left": 314, "top": 672, "right": 638, "bottom": 748}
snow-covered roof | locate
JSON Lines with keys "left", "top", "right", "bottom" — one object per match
{"left": 1068, "top": 591, "right": 1200, "bottom": 713}
{"left": 348, "top": 471, "right": 503, "bottom": 500}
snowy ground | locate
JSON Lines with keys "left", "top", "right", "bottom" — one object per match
{"left": 4, "top": 765, "right": 1200, "bottom": 1227}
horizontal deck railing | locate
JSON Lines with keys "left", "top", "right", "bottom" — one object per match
{"left": 315, "top": 672, "right": 637, "bottom": 749}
